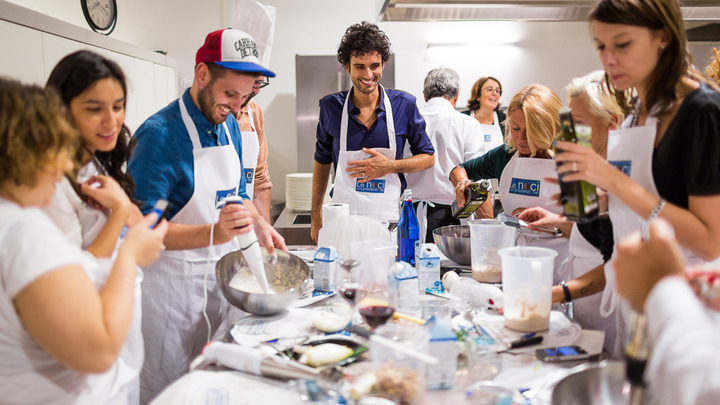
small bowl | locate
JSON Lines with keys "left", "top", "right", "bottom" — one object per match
{"left": 310, "top": 305, "right": 353, "bottom": 333}
{"left": 433, "top": 225, "right": 471, "bottom": 265}
{"left": 216, "top": 249, "right": 309, "bottom": 316}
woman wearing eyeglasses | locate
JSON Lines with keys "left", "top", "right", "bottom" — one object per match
{"left": 467, "top": 76, "right": 505, "bottom": 152}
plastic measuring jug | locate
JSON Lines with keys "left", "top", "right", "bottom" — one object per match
{"left": 499, "top": 246, "right": 557, "bottom": 332}
{"left": 469, "top": 219, "right": 516, "bottom": 283}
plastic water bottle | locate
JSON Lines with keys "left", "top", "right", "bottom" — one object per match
{"left": 397, "top": 189, "right": 419, "bottom": 266}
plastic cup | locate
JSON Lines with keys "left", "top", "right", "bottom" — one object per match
{"left": 499, "top": 246, "right": 557, "bottom": 332}
{"left": 469, "top": 220, "right": 516, "bottom": 283}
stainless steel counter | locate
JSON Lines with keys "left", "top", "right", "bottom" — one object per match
{"left": 274, "top": 206, "right": 314, "bottom": 246}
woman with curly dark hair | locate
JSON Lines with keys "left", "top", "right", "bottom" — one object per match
{"left": 311, "top": 21, "right": 434, "bottom": 241}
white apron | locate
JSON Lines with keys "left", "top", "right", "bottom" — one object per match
{"left": 601, "top": 115, "right": 660, "bottom": 358}
{"left": 140, "top": 97, "right": 244, "bottom": 403}
{"left": 239, "top": 106, "right": 259, "bottom": 200}
{"left": 557, "top": 223, "right": 615, "bottom": 352}
{"left": 499, "top": 153, "right": 569, "bottom": 274}
{"left": 479, "top": 111, "right": 505, "bottom": 152}
{"left": 331, "top": 85, "right": 402, "bottom": 223}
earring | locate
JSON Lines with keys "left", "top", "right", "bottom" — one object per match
{"left": 660, "top": 44, "right": 667, "bottom": 50}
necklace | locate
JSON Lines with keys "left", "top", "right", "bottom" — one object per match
{"left": 631, "top": 100, "right": 642, "bottom": 128}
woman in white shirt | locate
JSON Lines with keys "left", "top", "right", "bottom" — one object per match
{"left": 44, "top": 50, "right": 148, "bottom": 403}
{"left": 0, "top": 78, "right": 167, "bottom": 404}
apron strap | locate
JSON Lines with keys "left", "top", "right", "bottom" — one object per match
{"left": 414, "top": 200, "right": 435, "bottom": 243}
{"left": 246, "top": 105, "right": 257, "bottom": 132}
{"left": 339, "top": 85, "right": 396, "bottom": 153}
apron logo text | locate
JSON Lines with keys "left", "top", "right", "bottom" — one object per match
{"left": 608, "top": 160, "right": 632, "bottom": 176}
{"left": 356, "top": 179, "right": 386, "bottom": 194}
{"left": 244, "top": 168, "right": 255, "bottom": 184}
{"left": 484, "top": 134, "right": 492, "bottom": 142}
{"left": 509, "top": 178, "right": 541, "bottom": 197}
{"left": 215, "top": 188, "right": 238, "bottom": 206}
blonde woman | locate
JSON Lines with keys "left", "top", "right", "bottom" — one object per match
{"left": 450, "top": 84, "right": 569, "bottom": 270}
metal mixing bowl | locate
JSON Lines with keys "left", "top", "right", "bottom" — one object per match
{"left": 433, "top": 224, "right": 471, "bottom": 265}
{"left": 552, "top": 361, "right": 630, "bottom": 405}
{"left": 216, "top": 249, "right": 310, "bottom": 316}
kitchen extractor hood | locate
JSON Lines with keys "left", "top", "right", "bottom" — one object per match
{"left": 379, "top": 0, "right": 720, "bottom": 22}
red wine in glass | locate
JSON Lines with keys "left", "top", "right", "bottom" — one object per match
{"left": 359, "top": 305, "right": 395, "bottom": 328}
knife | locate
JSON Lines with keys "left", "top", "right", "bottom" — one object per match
{"left": 498, "top": 213, "right": 563, "bottom": 237}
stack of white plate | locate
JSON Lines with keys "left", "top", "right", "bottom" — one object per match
{"left": 285, "top": 173, "right": 331, "bottom": 211}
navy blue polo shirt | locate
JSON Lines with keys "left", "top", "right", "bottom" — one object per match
{"left": 314, "top": 88, "right": 434, "bottom": 190}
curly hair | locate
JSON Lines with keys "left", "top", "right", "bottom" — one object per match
{"left": 0, "top": 78, "right": 78, "bottom": 187}
{"left": 337, "top": 21, "right": 392, "bottom": 67}
{"left": 467, "top": 76, "right": 503, "bottom": 112}
{"left": 706, "top": 48, "right": 720, "bottom": 86}
{"left": 46, "top": 50, "right": 137, "bottom": 201}
{"left": 504, "top": 84, "right": 562, "bottom": 158}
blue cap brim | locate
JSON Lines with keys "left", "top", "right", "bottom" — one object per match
{"left": 214, "top": 61, "right": 276, "bottom": 78}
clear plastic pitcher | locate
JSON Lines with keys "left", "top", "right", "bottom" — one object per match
{"left": 499, "top": 246, "right": 557, "bottom": 332}
{"left": 469, "top": 219, "right": 516, "bottom": 283}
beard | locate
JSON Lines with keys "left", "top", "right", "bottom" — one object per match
{"left": 197, "top": 85, "right": 225, "bottom": 125}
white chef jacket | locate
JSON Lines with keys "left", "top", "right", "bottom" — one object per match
{"left": 405, "top": 97, "right": 485, "bottom": 206}
{"left": 645, "top": 277, "right": 720, "bottom": 405}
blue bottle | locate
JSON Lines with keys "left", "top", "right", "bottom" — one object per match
{"left": 397, "top": 189, "right": 419, "bottom": 266}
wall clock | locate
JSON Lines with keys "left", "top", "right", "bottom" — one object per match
{"left": 81, "top": 0, "right": 117, "bottom": 35}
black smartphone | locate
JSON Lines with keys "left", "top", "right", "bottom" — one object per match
{"left": 150, "top": 199, "right": 170, "bottom": 228}
{"left": 536, "top": 345, "right": 594, "bottom": 363}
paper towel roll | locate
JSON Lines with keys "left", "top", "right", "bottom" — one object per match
{"left": 322, "top": 203, "right": 350, "bottom": 226}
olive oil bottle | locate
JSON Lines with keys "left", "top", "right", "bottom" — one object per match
{"left": 554, "top": 108, "right": 599, "bottom": 223}
{"left": 451, "top": 179, "right": 492, "bottom": 219}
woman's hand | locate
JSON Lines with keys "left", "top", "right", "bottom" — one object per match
{"left": 120, "top": 212, "right": 169, "bottom": 267}
{"left": 554, "top": 141, "right": 618, "bottom": 192}
{"left": 517, "top": 206, "right": 565, "bottom": 230}
{"left": 80, "top": 175, "right": 132, "bottom": 213}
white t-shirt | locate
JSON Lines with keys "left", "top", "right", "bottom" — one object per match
{"left": 43, "top": 163, "right": 107, "bottom": 250}
{"left": 405, "top": 97, "right": 485, "bottom": 205}
{"left": 0, "top": 198, "right": 120, "bottom": 404}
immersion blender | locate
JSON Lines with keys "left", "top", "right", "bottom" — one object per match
{"left": 221, "top": 196, "right": 271, "bottom": 293}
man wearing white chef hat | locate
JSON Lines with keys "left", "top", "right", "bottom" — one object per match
{"left": 310, "top": 21, "right": 435, "bottom": 241}
{"left": 128, "top": 28, "right": 286, "bottom": 403}
{"left": 405, "top": 67, "right": 485, "bottom": 242}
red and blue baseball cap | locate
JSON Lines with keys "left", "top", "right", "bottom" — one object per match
{"left": 196, "top": 29, "right": 276, "bottom": 78}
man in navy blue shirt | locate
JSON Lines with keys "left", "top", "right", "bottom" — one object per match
{"left": 128, "top": 29, "right": 286, "bottom": 402}
{"left": 311, "top": 21, "right": 435, "bottom": 241}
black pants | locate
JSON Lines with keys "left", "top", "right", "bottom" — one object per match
{"left": 413, "top": 201, "right": 460, "bottom": 243}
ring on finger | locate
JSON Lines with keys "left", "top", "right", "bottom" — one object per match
{"left": 572, "top": 162, "right": 577, "bottom": 172}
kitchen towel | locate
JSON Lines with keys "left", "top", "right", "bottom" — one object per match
{"left": 322, "top": 203, "right": 350, "bottom": 226}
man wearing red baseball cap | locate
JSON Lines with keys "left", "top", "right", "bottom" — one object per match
{"left": 128, "top": 28, "right": 285, "bottom": 403}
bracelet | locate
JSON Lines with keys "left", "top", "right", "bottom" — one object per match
{"left": 560, "top": 280, "right": 572, "bottom": 304}
{"left": 647, "top": 198, "right": 666, "bottom": 222}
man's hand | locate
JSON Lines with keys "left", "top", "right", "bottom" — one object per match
{"left": 346, "top": 148, "right": 395, "bottom": 183}
{"left": 213, "top": 203, "right": 253, "bottom": 245}
{"left": 614, "top": 219, "right": 686, "bottom": 311}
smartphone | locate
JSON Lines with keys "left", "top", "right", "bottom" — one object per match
{"left": 150, "top": 199, "right": 170, "bottom": 228}
{"left": 536, "top": 345, "right": 594, "bottom": 363}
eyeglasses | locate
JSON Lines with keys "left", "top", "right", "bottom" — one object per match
{"left": 483, "top": 87, "right": 502, "bottom": 95}
{"left": 253, "top": 77, "right": 270, "bottom": 89}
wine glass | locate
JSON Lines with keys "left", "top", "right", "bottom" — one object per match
{"left": 335, "top": 258, "right": 366, "bottom": 325}
{"left": 357, "top": 262, "right": 396, "bottom": 330}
